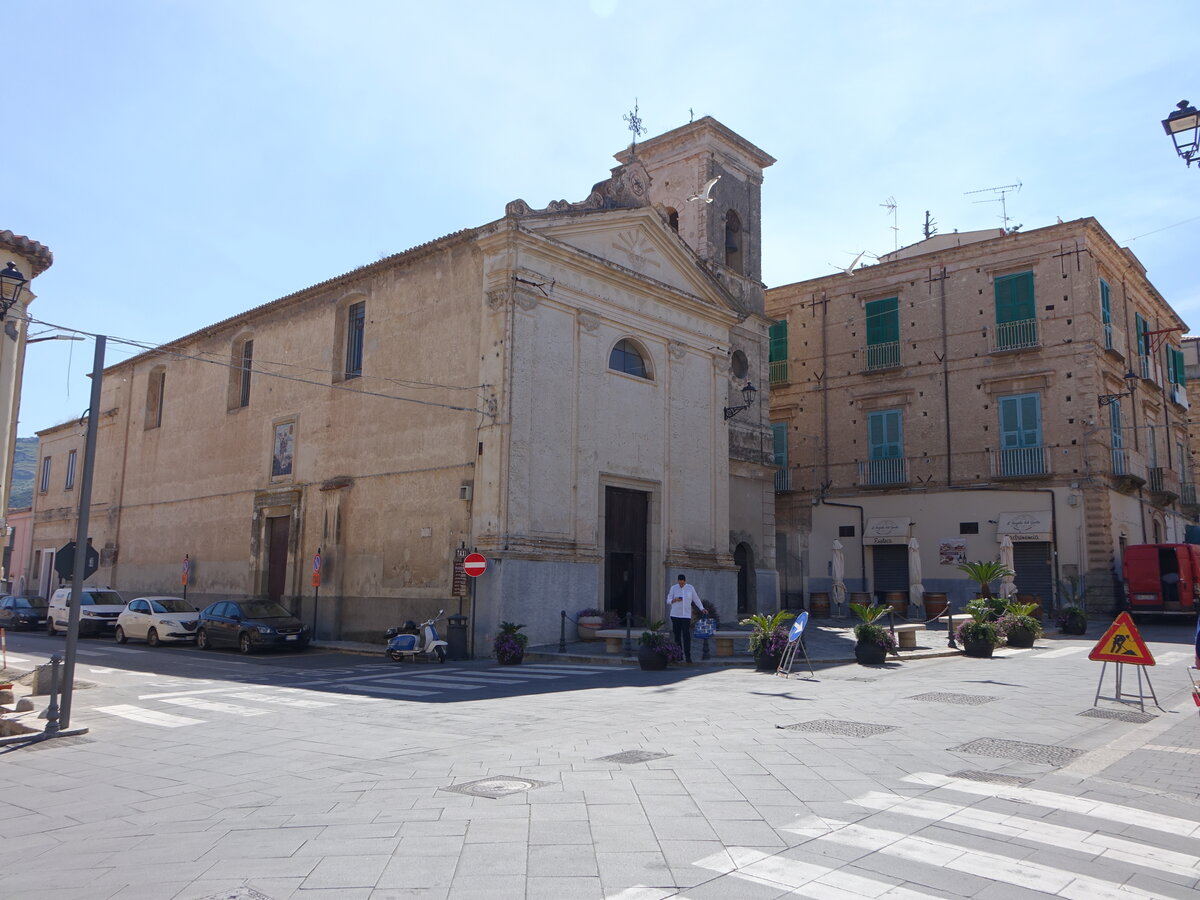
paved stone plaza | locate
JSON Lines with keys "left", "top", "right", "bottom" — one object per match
{"left": 0, "top": 622, "right": 1197, "bottom": 899}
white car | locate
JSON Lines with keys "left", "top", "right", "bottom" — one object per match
{"left": 48, "top": 587, "right": 125, "bottom": 637}
{"left": 115, "top": 596, "right": 199, "bottom": 646}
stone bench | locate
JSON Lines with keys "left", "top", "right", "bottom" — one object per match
{"left": 890, "top": 623, "right": 927, "bottom": 649}
{"left": 595, "top": 628, "right": 749, "bottom": 657}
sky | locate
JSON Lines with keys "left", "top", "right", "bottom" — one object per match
{"left": 5, "top": 0, "right": 1197, "bottom": 436}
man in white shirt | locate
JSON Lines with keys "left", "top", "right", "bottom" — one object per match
{"left": 666, "top": 573, "right": 705, "bottom": 663}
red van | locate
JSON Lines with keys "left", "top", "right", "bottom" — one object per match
{"left": 1123, "top": 543, "right": 1200, "bottom": 613}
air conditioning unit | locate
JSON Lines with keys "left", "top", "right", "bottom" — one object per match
{"left": 1172, "top": 385, "right": 1190, "bottom": 409}
{"left": 458, "top": 483, "right": 473, "bottom": 501}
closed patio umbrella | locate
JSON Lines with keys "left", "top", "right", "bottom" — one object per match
{"left": 999, "top": 535, "right": 1017, "bottom": 598}
{"left": 831, "top": 539, "right": 847, "bottom": 616}
{"left": 908, "top": 537, "right": 925, "bottom": 614}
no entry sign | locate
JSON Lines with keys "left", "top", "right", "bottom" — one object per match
{"left": 463, "top": 553, "right": 487, "bottom": 577}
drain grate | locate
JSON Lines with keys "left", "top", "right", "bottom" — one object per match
{"left": 196, "top": 889, "right": 276, "bottom": 900}
{"left": 440, "top": 775, "right": 553, "bottom": 799}
{"left": 780, "top": 719, "right": 898, "bottom": 737}
{"left": 844, "top": 677, "right": 881, "bottom": 683}
{"left": 908, "top": 692, "right": 998, "bottom": 706}
{"left": 597, "top": 750, "right": 672, "bottom": 764}
{"left": 1078, "top": 708, "right": 1157, "bottom": 724}
{"left": 950, "top": 738, "right": 1084, "bottom": 767}
{"left": 948, "top": 769, "right": 1033, "bottom": 787}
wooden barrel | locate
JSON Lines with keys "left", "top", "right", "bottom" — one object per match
{"left": 1015, "top": 593, "right": 1044, "bottom": 619}
{"left": 808, "top": 592, "right": 830, "bottom": 617}
{"left": 923, "top": 592, "right": 949, "bottom": 619}
{"left": 884, "top": 591, "right": 909, "bottom": 616}
{"left": 849, "top": 592, "right": 873, "bottom": 606}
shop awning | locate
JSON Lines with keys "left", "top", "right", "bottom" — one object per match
{"left": 864, "top": 516, "right": 912, "bottom": 545}
{"left": 997, "top": 510, "right": 1051, "bottom": 542}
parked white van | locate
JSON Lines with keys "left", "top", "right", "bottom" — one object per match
{"left": 47, "top": 587, "right": 126, "bottom": 637}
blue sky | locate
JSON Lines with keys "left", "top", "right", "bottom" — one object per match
{"left": 6, "top": 0, "right": 1196, "bottom": 435}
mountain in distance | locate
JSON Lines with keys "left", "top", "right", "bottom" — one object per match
{"left": 9, "top": 436, "right": 38, "bottom": 509}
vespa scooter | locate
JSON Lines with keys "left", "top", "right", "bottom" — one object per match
{"left": 385, "top": 609, "right": 449, "bottom": 663}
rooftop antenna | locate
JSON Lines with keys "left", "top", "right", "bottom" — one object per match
{"left": 923, "top": 210, "right": 938, "bottom": 240}
{"left": 623, "top": 99, "right": 646, "bottom": 158}
{"left": 881, "top": 196, "right": 899, "bottom": 250}
{"left": 965, "top": 182, "right": 1023, "bottom": 232}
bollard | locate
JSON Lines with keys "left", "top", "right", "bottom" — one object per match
{"left": 947, "top": 612, "right": 958, "bottom": 649}
{"left": 623, "top": 612, "right": 633, "bottom": 653}
{"left": 559, "top": 610, "right": 567, "bottom": 653}
{"left": 43, "top": 655, "right": 62, "bottom": 737}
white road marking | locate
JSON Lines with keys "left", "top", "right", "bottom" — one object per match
{"left": 334, "top": 684, "right": 436, "bottom": 698}
{"left": 158, "top": 697, "right": 268, "bottom": 716}
{"left": 407, "top": 671, "right": 560, "bottom": 682}
{"left": 1036, "top": 647, "right": 1085, "bottom": 658}
{"left": 226, "top": 691, "right": 334, "bottom": 708}
{"left": 519, "top": 665, "right": 612, "bottom": 673}
{"left": 87, "top": 667, "right": 117, "bottom": 674}
{"left": 375, "top": 675, "right": 484, "bottom": 689}
{"left": 95, "top": 704, "right": 204, "bottom": 727}
{"left": 1142, "top": 743, "right": 1200, "bottom": 756}
{"left": 138, "top": 687, "right": 241, "bottom": 700}
{"left": 1, "top": 654, "right": 33, "bottom": 665}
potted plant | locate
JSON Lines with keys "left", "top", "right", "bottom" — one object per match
{"left": 956, "top": 559, "right": 1015, "bottom": 602}
{"left": 997, "top": 599, "right": 1043, "bottom": 649}
{"left": 850, "top": 602, "right": 896, "bottom": 665}
{"left": 1056, "top": 575, "right": 1089, "bottom": 635}
{"left": 576, "top": 608, "right": 604, "bottom": 641}
{"left": 637, "top": 620, "right": 683, "bottom": 670}
{"left": 493, "top": 621, "right": 528, "bottom": 665}
{"left": 955, "top": 598, "right": 1001, "bottom": 658}
{"left": 739, "top": 610, "right": 796, "bottom": 671}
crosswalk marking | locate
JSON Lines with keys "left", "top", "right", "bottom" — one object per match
{"left": 95, "top": 704, "right": 204, "bottom": 727}
{"left": 138, "top": 687, "right": 235, "bottom": 700}
{"left": 226, "top": 691, "right": 334, "bottom": 708}
{"left": 407, "top": 671, "right": 561, "bottom": 682}
{"left": 1036, "top": 647, "right": 1085, "bottom": 658}
{"left": 342, "top": 675, "right": 483, "bottom": 691}
{"left": 334, "top": 684, "right": 437, "bottom": 697}
{"left": 1142, "top": 743, "right": 1200, "bottom": 756}
{"left": 159, "top": 696, "right": 268, "bottom": 716}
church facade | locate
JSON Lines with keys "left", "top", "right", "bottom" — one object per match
{"left": 26, "top": 118, "right": 779, "bottom": 647}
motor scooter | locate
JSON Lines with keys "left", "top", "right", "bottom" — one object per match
{"left": 385, "top": 609, "right": 449, "bottom": 663}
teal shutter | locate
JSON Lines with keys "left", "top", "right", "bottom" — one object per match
{"left": 999, "top": 394, "right": 1041, "bottom": 450}
{"left": 1100, "top": 279, "right": 1113, "bottom": 349}
{"left": 994, "top": 271, "right": 1035, "bottom": 324}
{"left": 1178, "top": 348, "right": 1188, "bottom": 385}
{"left": 865, "top": 298, "right": 899, "bottom": 346}
{"left": 769, "top": 320, "right": 788, "bottom": 362}
{"left": 1136, "top": 313, "right": 1148, "bottom": 356}
{"left": 771, "top": 423, "right": 788, "bottom": 468}
{"left": 867, "top": 409, "right": 903, "bottom": 459}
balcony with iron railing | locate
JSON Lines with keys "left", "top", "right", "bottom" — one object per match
{"left": 991, "top": 318, "right": 1040, "bottom": 352}
{"left": 1110, "top": 448, "right": 1146, "bottom": 492}
{"left": 856, "top": 457, "right": 909, "bottom": 487}
{"left": 865, "top": 341, "right": 900, "bottom": 372}
{"left": 769, "top": 358, "right": 788, "bottom": 386}
{"left": 774, "top": 468, "right": 793, "bottom": 493}
{"left": 1181, "top": 482, "right": 1198, "bottom": 507}
{"left": 988, "top": 446, "right": 1050, "bottom": 479}
{"left": 1148, "top": 466, "right": 1181, "bottom": 505}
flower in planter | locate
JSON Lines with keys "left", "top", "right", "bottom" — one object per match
{"left": 739, "top": 610, "right": 796, "bottom": 658}
{"left": 997, "top": 600, "right": 1044, "bottom": 642}
{"left": 576, "top": 608, "right": 603, "bottom": 619}
{"left": 639, "top": 623, "right": 684, "bottom": 662}
{"left": 493, "top": 621, "right": 528, "bottom": 663}
{"left": 850, "top": 602, "right": 898, "bottom": 652}
{"left": 955, "top": 599, "right": 1000, "bottom": 646}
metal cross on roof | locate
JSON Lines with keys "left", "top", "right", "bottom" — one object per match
{"left": 623, "top": 99, "right": 646, "bottom": 155}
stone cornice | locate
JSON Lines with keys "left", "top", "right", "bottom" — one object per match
{"left": 0, "top": 230, "right": 53, "bottom": 276}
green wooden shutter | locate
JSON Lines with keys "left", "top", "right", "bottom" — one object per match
{"left": 1178, "top": 347, "right": 1188, "bottom": 385}
{"left": 865, "top": 297, "right": 899, "bottom": 346}
{"left": 994, "top": 271, "right": 1035, "bottom": 324}
{"left": 867, "top": 409, "right": 903, "bottom": 459}
{"left": 771, "top": 423, "right": 788, "bottom": 468}
{"left": 769, "top": 320, "right": 788, "bottom": 362}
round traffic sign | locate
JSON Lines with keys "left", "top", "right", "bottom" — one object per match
{"left": 463, "top": 552, "right": 487, "bottom": 577}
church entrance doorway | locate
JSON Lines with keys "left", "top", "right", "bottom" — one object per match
{"left": 605, "top": 487, "right": 648, "bottom": 623}
{"left": 266, "top": 515, "right": 290, "bottom": 603}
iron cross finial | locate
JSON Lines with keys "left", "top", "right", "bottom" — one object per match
{"left": 623, "top": 99, "right": 646, "bottom": 153}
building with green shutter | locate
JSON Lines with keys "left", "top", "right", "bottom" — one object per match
{"left": 766, "top": 218, "right": 1193, "bottom": 612}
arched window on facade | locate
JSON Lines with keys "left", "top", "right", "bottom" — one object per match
{"left": 608, "top": 339, "right": 651, "bottom": 379}
{"left": 725, "top": 209, "right": 743, "bottom": 274}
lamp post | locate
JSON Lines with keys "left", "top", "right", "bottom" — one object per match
{"left": 723, "top": 381, "right": 758, "bottom": 420}
{"left": 0, "top": 262, "right": 27, "bottom": 319}
{"left": 1162, "top": 100, "right": 1200, "bottom": 167}
{"left": 1098, "top": 371, "right": 1139, "bottom": 408}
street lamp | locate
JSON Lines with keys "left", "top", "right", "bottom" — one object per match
{"left": 1162, "top": 100, "right": 1200, "bottom": 167}
{"left": 1098, "top": 371, "right": 1139, "bottom": 408}
{"left": 723, "top": 381, "right": 758, "bottom": 420}
{"left": 0, "top": 261, "right": 27, "bottom": 319}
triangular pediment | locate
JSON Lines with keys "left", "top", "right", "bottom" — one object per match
{"left": 521, "top": 209, "right": 733, "bottom": 312}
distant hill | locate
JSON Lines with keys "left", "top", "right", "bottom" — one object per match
{"left": 9, "top": 436, "right": 38, "bottom": 509}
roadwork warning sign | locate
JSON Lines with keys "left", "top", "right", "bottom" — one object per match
{"left": 1088, "top": 612, "right": 1155, "bottom": 666}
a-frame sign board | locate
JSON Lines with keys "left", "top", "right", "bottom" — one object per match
{"left": 1090, "top": 612, "right": 1161, "bottom": 713}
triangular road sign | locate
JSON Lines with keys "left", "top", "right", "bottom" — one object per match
{"left": 1088, "top": 612, "right": 1155, "bottom": 666}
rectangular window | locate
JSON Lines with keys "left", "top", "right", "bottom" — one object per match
{"left": 993, "top": 271, "right": 1037, "bottom": 350}
{"left": 866, "top": 409, "right": 905, "bottom": 484}
{"left": 959, "top": 522, "right": 980, "bottom": 535}
{"left": 1166, "top": 345, "right": 1186, "bottom": 386}
{"left": 998, "top": 392, "right": 1044, "bottom": 476}
{"left": 145, "top": 369, "right": 165, "bottom": 429}
{"left": 768, "top": 320, "right": 788, "bottom": 385}
{"left": 239, "top": 339, "right": 253, "bottom": 407}
{"left": 39, "top": 457, "right": 50, "bottom": 493}
{"left": 865, "top": 297, "right": 900, "bottom": 370}
{"left": 1135, "top": 312, "right": 1150, "bottom": 378}
{"left": 345, "top": 302, "right": 365, "bottom": 379}
{"left": 1099, "top": 279, "right": 1113, "bottom": 350}
{"left": 771, "top": 422, "right": 789, "bottom": 492}
{"left": 65, "top": 450, "right": 77, "bottom": 490}
{"left": 1110, "top": 399, "right": 1126, "bottom": 475}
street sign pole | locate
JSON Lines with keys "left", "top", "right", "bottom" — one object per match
{"left": 312, "top": 549, "right": 322, "bottom": 639}
{"left": 60, "top": 335, "right": 105, "bottom": 730}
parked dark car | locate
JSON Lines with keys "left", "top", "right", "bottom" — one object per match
{"left": 195, "top": 600, "right": 309, "bottom": 654}
{"left": 0, "top": 595, "right": 49, "bottom": 630}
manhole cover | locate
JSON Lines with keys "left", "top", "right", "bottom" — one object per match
{"left": 908, "top": 692, "right": 997, "bottom": 705}
{"left": 196, "top": 889, "right": 276, "bottom": 900}
{"left": 950, "top": 738, "right": 1083, "bottom": 767}
{"left": 440, "top": 775, "right": 553, "bottom": 799}
{"left": 948, "top": 770, "right": 1033, "bottom": 786}
{"left": 1078, "top": 708, "right": 1157, "bottom": 724}
{"left": 597, "top": 750, "right": 672, "bottom": 764}
{"left": 780, "top": 719, "right": 898, "bottom": 737}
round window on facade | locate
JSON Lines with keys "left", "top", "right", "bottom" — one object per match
{"left": 609, "top": 339, "right": 650, "bottom": 379}
{"left": 730, "top": 349, "right": 749, "bottom": 379}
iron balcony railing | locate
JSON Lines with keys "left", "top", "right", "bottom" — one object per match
{"left": 1182, "top": 482, "right": 1198, "bottom": 505}
{"left": 774, "top": 468, "right": 793, "bottom": 493}
{"left": 991, "top": 318, "right": 1039, "bottom": 352}
{"left": 1139, "top": 354, "right": 1151, "bottom": 380}
{"left": 989, "top": 446, "right": 1049, "bottom": 478}
{"left": 1111, "top": 447, "right": 1129, "bottom": 476}
{"left": 857, "top": 457, "right": 908, "bottom": 486}
{"left": 865, "top": 341, "right": 900, "bottom": 371}
{"left": 1103, "top": 321, "right": 1113, "bottom": 350}
{"left": 769, "top": 358, "right": 788, "bottom": 386}
{"left": 1149, "top": 466, "right": 1166, "bottom": 493}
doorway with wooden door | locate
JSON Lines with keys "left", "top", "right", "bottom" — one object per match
{"left": 605, "top": 486, "right": 648, "bottom": 624}
{"left": 266, "top": 515, "right": 290, "bottom": 603}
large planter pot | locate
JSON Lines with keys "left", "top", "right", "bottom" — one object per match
{"left": 1060, "top": 618, "right": 1087, "bottom": 636}
{"left": 1005, "top": 624, "right": 1036, "bottom": 649}
{"left": 637, "top": 645, "right": 669, "bottom": 671}
{"left": 755, "top": 652, "right": 782, "bottom": 672}
{"left": 497, "top": 649, "right": 524, "bottom": 666}
{"left": 854, "top": 641, "right": 887, "bottom": 666}
{"left": 962, "top": 638, "right": 994, "bottom": 658}
{"left": 577, "top": 616, "right": 603, "bottom": 641}
{"left": 923, "top": 593, "right": 949, "bottom": 619}
{"left": 808, "top": 592, "right": 831, "bottom": 618}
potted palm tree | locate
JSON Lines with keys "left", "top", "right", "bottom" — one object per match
{"left": 493, "top": 621, "right": 528, "bottom": 665}
{"left": 850, "top": 602, "right": 896, "bottom": 665}
{"left": 637, "top": 620, "right": 683, "bottom": 670}
{"left": 997, "top": 599, "right": 1043, "bottom": 648}
{"left": 955, "top": 599, "right": 1001, "bottom": 657}
{"left": 739, "top": 610, "right": 796, "bottom": 671}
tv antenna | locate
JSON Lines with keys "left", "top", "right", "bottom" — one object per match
{"left": 923, "top": 210, "right": 937, "bottom": 240}
{"left": 965, "top": 182, "right": 1022, "bottom": 232}
{"left": 880, "top": 196, "right": 899, "bottom": 250}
